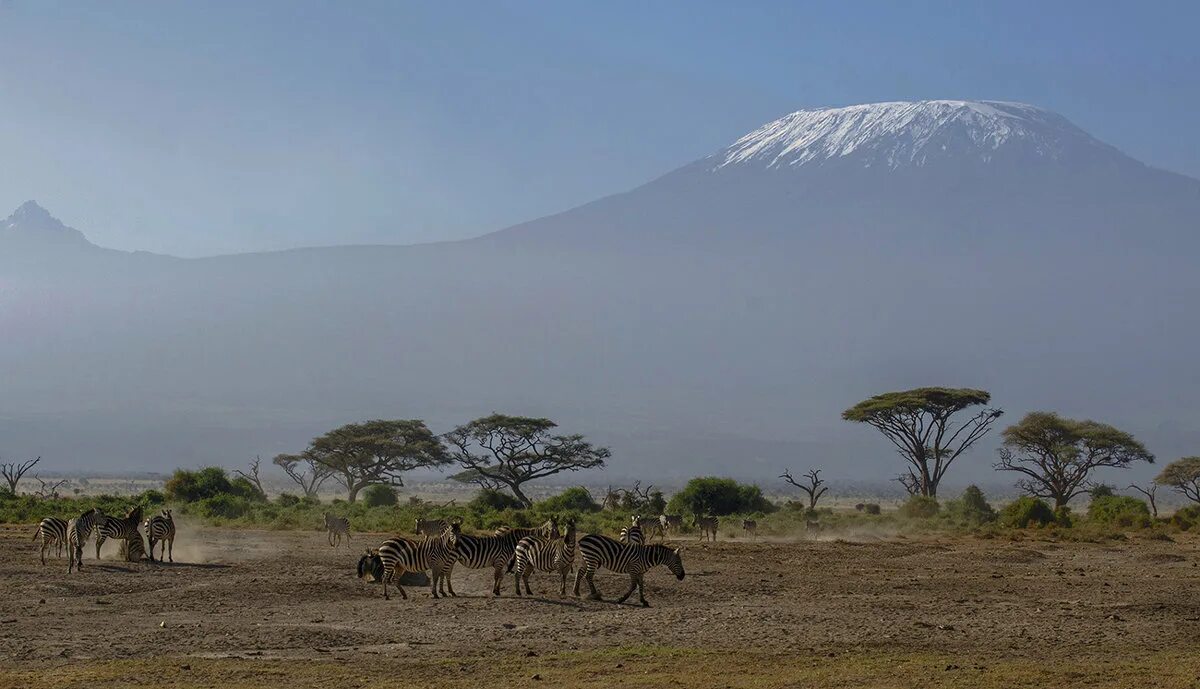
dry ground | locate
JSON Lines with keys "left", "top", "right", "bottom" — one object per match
{"left": 2, "top": 523, "right": 1199, "bottom": 688}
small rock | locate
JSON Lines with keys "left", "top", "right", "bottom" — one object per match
{"left": 501, "top": 623, "right": 516, "bottom": 630}
{"left": 945, "top": 664, "right": 959, "bottom": 671}
{"left": 38, "top": 599, "right": 46, "bottom": 604}
{"left": 159, "top": 621, "right": 166, "bottom": 628}
{"left": 524, "top": 650, "right": 538, "bottom": 657}
{"left": 180, "top": 664, "right": 191, "bottom": 671}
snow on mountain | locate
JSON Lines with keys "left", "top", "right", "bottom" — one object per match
{"left": 712, "top": 100, "right": 1122, "bottom": 171}
{"left": 2, "top": 200, "right": 92, "bottom": 246}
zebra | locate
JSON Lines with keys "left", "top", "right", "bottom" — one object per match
{"left": 453, "top": 518, "right": 559, "bottom": 596}
{"left": 695, "top": 515, "right": 718, "bottom": 542}
{"left": 573, "top": 534, "right": 686, "bottom": 607}
{"left": 67, "top": 507, "right": 105, "bottom": 573}
{"left": 634, "top": 514, "right": 664, "bottom": 542}
{"left": 356, "top": 529, "right": 458, "bottom": 600}
{"left": 414, "top": 517, "right": 451, "bottom": 537}
{"left": 742, "top": 519, "right": 758, "bottom": 541}
{"left": 618, "top": 515, "right": 644, "bottom": 545}
{"left": 32, "top": 517, "right": 68, "bottom": 565}
{"left": 95, "top": 505, "right": 144, "bottom": 560}
{"left": 513, "top": 518, "right": 577, "bottom": 597}
{"left": 659, "top": 513, "right": 683, "bottom": 536}
{"left": 144, "top": 509, "right": 176, "bottom": 563}
{"left": 323, "top": 512, "right": 350, "bottom": 547}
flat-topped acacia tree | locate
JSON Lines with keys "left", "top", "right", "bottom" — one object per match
{"left": 445, "top": 414, "right": 610, "bottom": 507}
{"left": 1155, "top": 457, "right": 1200, "bottom": 505}
{"left": 842, "top": 387, "right": 1003, "bottom": 498}
{"left": 307, "top": 419, "right": 449, "bottom": 502}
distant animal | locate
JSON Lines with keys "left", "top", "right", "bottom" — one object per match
{"left": 67, "top": 507, "right": 105, "bottom": 573}
{"left": 144, "top": 509, "right": 176, "bottom": 563}
{"left": 659, "top": 513, "right": 683, "bottom": 535}
{"left": 742, "top": 519, "right": 758, "bottom": 541}
{"left": 356, "top": 528, "right": 458, "bottom": 600}
{"left": 635, "top": 515, "right": 664, "bottom": 542}
{"left": 96, "top": 506, "right": 143, "bottom": 560}
{"left": 513, "top": 518, "right": 577, "bottom": 597}
{"left": 32, "top": 517, "right": 68, "bottom": 565}
{"left": 573, "top": 534, "right": 686, "bottom": 607}
{"left": 618, "top": 515, "right": 644, "bottom": 545}
{"left": 695, "top": 515, "right": 718, "bottom": 542}
{"left": 119, "top": 534, "right": 147, "bottom": 562}
{"left": 455, "top": 518, "right": 559, "bottom": 596}
{"left": 414, "top": 517, "right": 451, "bottom": 537}
{"left": 323, "top": 512, "right": 350, "bottom": 547}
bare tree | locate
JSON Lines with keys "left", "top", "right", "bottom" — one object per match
{"left": 1, "top": 456, "right": 41, "bottom": 493}
{"left": 601, "top": 485, "right": 621, "bottom": 511}
{"left": 32, "top": 475, "right": 68, "bottom": 499}
{"left": 1128, "top": 483, "right": 1159, "bottom": 518}
{"left": 895, "top": 470, "right": 921, "bottom": 497}
{"left": 234, "top": 455, "right": 267, "bottom": 497}
{"left": 273, "top": 452, "right": 332, "bottom": 498}
{"left": 780, "top": 468, "right": 830, "bottom": 509}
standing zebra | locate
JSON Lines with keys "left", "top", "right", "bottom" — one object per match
{"left": 67, "top": 507, "right": 105, "bottom": 573}
{"left": 144, "top": 509, "right": 176, "bottom": 563}
{"left": 573, "top": 534, "right": 685, "bottom": 607}
{"left": 452, "top": 518, "right": 558, "bottom": 596}
{"left": 618, "top": 516, "right": 644, "bottom": 545}
{"left": 659, "top": 513, "right": 683, "bottom": 536}
{"left": 32, "top": 517, "right": 68, "bottom": 565}
{"left": 414, "top": 517, "right": 451, "bottom": 537}
{"left": 636, "top": 515, "right": 664, "bottom": 542}
{"left": 513, "top": 518, "right": 576, "bottom": 597}
{"left": 695, "top": 515, "right": 718, "bottom": 542}
{"left": 356, "top": 529, "right": 458, "bottom": 600}
{"left": 323, "top": 512, "right": 350, "bottom": 547}
{"left": 742, "top": 519, "right": 758, "bottom": 541}
{"left": 95, "top": 506, "right": 143, "bottom": 560}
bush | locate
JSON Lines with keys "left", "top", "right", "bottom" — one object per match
{"left": 1088, "top": 495, "right": 1151, "bottom": 528}
{"left": 164, "top": 467, "right": 234, "bottom": 502}
{"left": 899, "top": 495, "right": 940, "bottom": 519}
{"left": 194, "top": 494, "right": 256, "bottom": 519}
{"left": 230, "top": 477, "right": 267, "bottom": 502}
{"left": 666, "top": 477, "right": 776, "bottom": 517}
{"left": 944, "top": 485, "right": 996, "bottom": 524}
{"left": 862, "top": 503, "right": 881, "bottom": 515}
{"left": 362, "top": 484, "right": 398, "bottom": 507}
{"left": 536, "top": 487, "right": 601, "bottom": 513}
{"left": 999, "top": 496, "right": 1055, "bottom": 528}
{"left": 468, "top": 488, "right": 525, "bottom": 513}
{"left": 276, "top": 493, "right": 301, "bottom": 507}
{"left": 1169, "top": 505, "right": 1200, "bottom": 531}
{"left": 137, "top": 489, "right": 166, "bottom": 505}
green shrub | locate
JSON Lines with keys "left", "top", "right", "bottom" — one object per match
{"left": 536, "top": 487, "right": 601, "bottom": 513}
{"left": 164, "top": 467, "right": 234, "bottom": 502}
{"left": 666, "top": 477, "right": 775, "bottom": 517}
{"left": 1054, "top": 506, "right": 1074, "bottom": 527}
{"left": 899, "top": 495, "right": 940, "bottom": 519}
{"left": 362, "top": 484, "right": 398, "bottom": 507}
{"left": 137, "top": 489, "right": 166, "bottom": 505}
{"left": 944, "top": 486, "right": 996, "bottom": 525}
{"left": 1088, "top": 495, "right": 1151, "bottom": 528}
{"left": 194, "top": 494, "right": 255, "bottom": 519}
{"left": 862, "top": 503, "right": 881, "bottom": 515}
{"left": 999, "top": 496, "right": 1055, "bottom": 528}
{"left": 468, "top": 489, "right": 525, "bottom": 513}
{"left": 1169, "top": 505, "right": 1200, "bottom": 531}
{"left": 276, "top": 493, "right": 301, "bottom": 507}
{"left": 230, "top": 477, "right": 267, "bottom": 502}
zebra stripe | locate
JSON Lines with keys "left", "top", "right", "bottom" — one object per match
{"left": 513, "top": 519, "right": 577, "bottom": 597}
{"left": 323, "top": 512, "right": 350, "bottom": 547}
{"left": 452, "top": 519, "right": 558, "bottom": 596}
{"left": 573, "top": 534, "right": 686, "bottom": 607}
{"left": 741, "top": 519, "right": 758, "bottom": 541}
{"left": 356, "top": 531, "right": 458, "bottom": 600}
{"left": 659, "top": 514, "right": 683, "bottom": 534}
{"left": 96, "top": 506, "right": 144, "bottom": 560}
{"left": 144, "top": 509, "right": 176, "bottom": 562}
{"left": 67, "top": 507, "right": 105, "bottom": 573}
{"left": 635, "top": 515, "right": 664, "bottom": 542}
{"left": 696, "top": 516, "right": 718, "bottom": 542}
{"left": 32, "top": 517, "right": 68, "bottom": 565}
{"left": 414, "top": 517, "right": 452, "bottom": 536}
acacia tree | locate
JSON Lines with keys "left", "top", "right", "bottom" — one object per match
{"left": 1128, "top": 483, "right": 1160, "bottom": 517}
{"left": 234, "top": 456, "right": 267, "bottom": 498}
{"left": 306, "top": 419, "right": 449, "bottom": 502}
{"left": 1, "top": 456, "right": 40, "bottom": 493}
{"left": 445, "top": 414, "right": 609, "bottom": 507}
{"left": 780, "top": 468, "right": 829, "bottom": 509}
{"left": 1155, "top": 457, "right": 1200, "bottom": 505}
{"left": 842, "top": 388, "right": 1002, "bottom": 497}
{"left": 995, "top": 412, "right": 1154, "bottom": 509}
{"left": 273, "top": 452, "right": 332, "bottom": 498}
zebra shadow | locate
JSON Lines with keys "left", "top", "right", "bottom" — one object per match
{"left": 511, "top": 596, "right": 589, "bottom": 610}
{"left": 148, "top": 561, "right": 232, "bottom": 570}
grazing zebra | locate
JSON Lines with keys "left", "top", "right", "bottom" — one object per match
{"left": 695, "top": 515, "right": 718, "bottom": 542}
{"left": 635, "top": 515, "right": 664, "bottom": 542}
{"left": 513, "top": 518, "right": 577, "bottom": 597}
{"left": 144, "top": 509, "right": 176, "bottom": 563}
{"left": 95, "top": 506, "right": 143, "bottom": 560}
{"left": 356, "top": 529, "right": 458, "bottom": 600}
{"left": 659, "top": 513, "right": 683, "bottom": 535}
{"left": 32, "top": 517, "right": 68, "bottom": 565}
{"left": 573, "top": 534, "right": 686, "bottom": 607}
{"left": 453, "top": 518, "right": 559, "bottom": 596}
{"left": 323, "top": 512, "right": 350, "bottom": 547}
{"left": 414, "top": 517, "right": 451, "bottom": 537}
{"left": 67, "top": 507, "right": 105, "bottom": 573}
{"left": 618, "top": 516, "right": 644, "bottom": 545}
{"left": 742, "top": 519, "right": 758, "bottom": 541}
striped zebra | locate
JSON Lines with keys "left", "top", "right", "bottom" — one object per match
{"left": 573, "top": 534, "right": 686, "bottom": 607}
{"left": 32, "top": 517, "right": 68, "bottom": 565}
{"left": 695, "top": 515, "right": 718, "bottom": 542}
{"left": 742, "top": 519, "right": 758, "bottom": 541}
{"left": 453, "top": 518, "right": 559, "bottom": 596}
{"left": 659, "top": 513, "right": 683, "bottom": 536}
{"left": 67, "top": 507, "right": 105, "bottom": 573}
{"left": 356, "top": 529, "right": 458, "bottom": 600}
{"left": 323, "top": 512, "right": 350, "bottom": 547}
{"left": 513, "top": 518, "right": 577, "bottom": 597}
{"left": 618, "top": 516, "right": 644, "bottom": 545}
{"left": 636, "top": 514, "right": 664, "bottom": 542}
{"left": 95, "top": 506, "right": 144, "bottom": 560}
{"left": 144, "top": 509, "right": 176, "bottom": 563}
{"left": 414, "top": 517, "right": 451, "bottom": 536}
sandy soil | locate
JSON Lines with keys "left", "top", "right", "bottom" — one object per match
{"left": 2, "top": 523, "right": 1199, "bottom": 688}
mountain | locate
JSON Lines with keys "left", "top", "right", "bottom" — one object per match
{"left": 2, "top": 100, "right": 1198, "bottom": 484}
{"left": 2, "top": 201, "right": 95, "bottom": 249}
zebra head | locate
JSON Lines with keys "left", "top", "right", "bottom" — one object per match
{"left": 631, "top": 514, "right": 641, "bottom": 526}
{"left": 665, "top": 546, "right": 686, "bottom": 580}
{"left": 356, "top": 550, "right": 384, "bottom": 582}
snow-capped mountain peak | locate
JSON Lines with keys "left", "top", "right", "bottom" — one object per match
{"left": 2, "top": 201, "right": 92, "bottom": 247}
{"left": 713, "top": 100, "right": 1117, "bottom": 171}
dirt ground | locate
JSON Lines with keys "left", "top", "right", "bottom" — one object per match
{"left": 2, "top": 523, "right": 1199, "bottom": 689}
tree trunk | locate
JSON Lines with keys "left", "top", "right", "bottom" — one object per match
{"left": 510, "top": 483, "right": 533, "bottom": 508}
{"left": 347, "top": 485, "right": 360, "bottom": 503}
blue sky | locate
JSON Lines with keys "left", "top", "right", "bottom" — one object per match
{"left": 1, "top": 1, "right": 1197, "bottom": 256}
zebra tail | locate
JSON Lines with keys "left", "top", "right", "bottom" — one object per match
{"left": 31, "top": 525, "right": 41, "bottom": 541}
{"left": 505, "top": 554, "right": 517, "bottom": 574}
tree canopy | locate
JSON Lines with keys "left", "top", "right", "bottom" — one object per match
{"left": 1155, "top": 457, "right": 1200, "bottom": 504}
{"left": 272, "top": 452, "right": 332, "bottom": 498}
{"left": 666, "top": 477, "right": 774, "bottom": 517}
{"left": 995, "top": 411, "right": 1154, "bottom": 508}
{"left": 307, "top": 419, "right": 449, "bottom": 502}
{"left": 842, "top": 387, "right": 1002, "bottom": 497}
{"left": 445, "top": 414, "right": 608, "bottom": 507}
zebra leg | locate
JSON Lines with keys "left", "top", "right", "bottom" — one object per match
{"left": 616, "top": 574, "right": 638, "bottom": 604}
{"left": 491, "top": 562, "right": 504, "bottom": 597}
{"left": 585, "top": 569, "right": 602, "bottom": 601}
{"left": 95, "top": 535, "right": 105, "bottom": 561}
{"left": 522, "top": 569, "right": 534, "bottom": 596}
{"left": 559, "top": 568, "right": 567, "bottom": 597}
{"left": 167, "top": 537, "right": 173, "bottom": 563}
{"left": 39, "top": 538, "right": 47, "bottom": 566}
{"left": 513, "top": 564, "right": 523, "bottom": 596}
{"left": 148, "top": 538, "right": 157, "bottom": 563}
{"left": 637, "top": 575, "right": 650, "bottom": 607}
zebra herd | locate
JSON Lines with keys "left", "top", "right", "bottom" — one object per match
{"left": 355, "top": 514, "right": 687, "bottom": 607}
{"left": 31, "top": 506, "right": 177, "bottom": 570}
